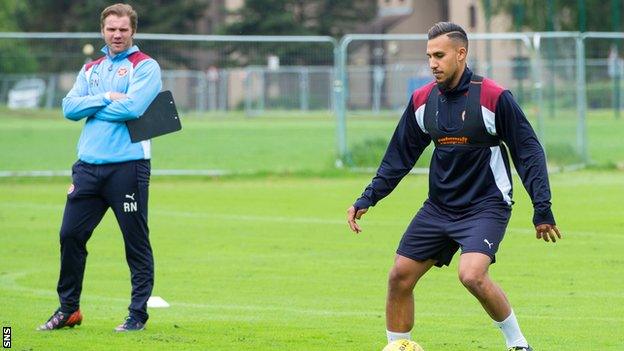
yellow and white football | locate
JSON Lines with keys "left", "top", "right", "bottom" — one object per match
{"left": 382, "top": 339, "right": 425, "bottom": 351}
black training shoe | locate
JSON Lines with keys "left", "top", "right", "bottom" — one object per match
{"left": 114, "top": 316, "right": 145, "bottom": 332}
{"left": 508, "top": 346, "right": 533, "bottom": 351}
{"left": 37, "top": 308, "right": 83, "bottom": 331}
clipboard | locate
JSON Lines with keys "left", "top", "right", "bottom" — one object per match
{"left": 126, "top": 90, "right": 182, "bottom": 142}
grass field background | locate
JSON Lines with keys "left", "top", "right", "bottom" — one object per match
{"left": 1, "top": 108, "right": 623, "bottom": 350}
{"left": 1, "top": 107, "right": 623, "bottom": 173}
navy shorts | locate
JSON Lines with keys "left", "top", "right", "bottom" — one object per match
{"left": 397, "top": 200, "right": 511, "bottom": 267}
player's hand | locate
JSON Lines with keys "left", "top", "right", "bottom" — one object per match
{"left": 347, "top": 205, "right": 368, "bottom": 234}
{"left": 109, "top": 92, "right": 127, "bottom": 101}
{"left": 535, "top": 224, "right": 562, "bottom": 243}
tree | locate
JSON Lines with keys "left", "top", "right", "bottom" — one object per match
{"left": 488, "top": 0, "right": 620, "bottom": 32}
{"left": 10, "top": 0, "right": 212, "bottom": 71}
{"left": 488, "top": 1, "right": 623, "bottom": 58}
{"left": 14, "top": 0, "right": 211, "bottom": 34}
{"left": 219, "top": 0, "right": 377, "bottom": 66}
{"left": 0, "top": 0, "right": 39, "bottom": 74}
{"left": 222, "top": 0, "right": 376, "bottom": 37}
{"left": 314, "top": 0, "right": 379, "bottom": 38}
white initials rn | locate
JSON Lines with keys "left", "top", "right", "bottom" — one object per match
{"left": 123, "top": 202, "right": 137, "bottom": 212}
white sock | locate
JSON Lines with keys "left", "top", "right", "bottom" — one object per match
{"left": 386, "top": 329, "right": 411, "bottom": 343}
{"left": 494, "top": 310, "right": 529, "bottom": 348}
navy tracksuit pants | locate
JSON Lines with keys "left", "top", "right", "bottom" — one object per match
{"left": 57, "top": 159, "right": 153, "bottom": 323}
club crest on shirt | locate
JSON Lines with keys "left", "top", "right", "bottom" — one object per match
{"left": 67, "top": 183, "right": 75, "bottom": 194}
{"left": 117, "top": 67, "right": 128, "bottom": 77}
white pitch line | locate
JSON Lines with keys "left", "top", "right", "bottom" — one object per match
{"left": 0, "top": 201, "right": 621, "bottom": 237}
{"left": 2, "top": 271, "right": 622, "bottom": 322}
{"left": 0, "top": 169, "right": 230, "bottom": 178}
{"left": 0, "top": 202, "right": 377, "bottom": 226}
{"left": 0, "top": 271, "right": 377, "bottom": 317}
{"left": 151, "top": 208, "right": 349, "bottom": 225}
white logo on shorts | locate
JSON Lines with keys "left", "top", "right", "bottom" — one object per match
{"left": 483, "top": 239, "right": 494, "bottom": 249}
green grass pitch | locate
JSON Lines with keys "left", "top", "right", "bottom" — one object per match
{"left": 1, "top": 172, "right": 623, "bottom": 350}
{"left": 1, "top": 107, "right": 623, "bottom": 173}
{"left": 0, "top": 108, "right": 623, "bottom": 350}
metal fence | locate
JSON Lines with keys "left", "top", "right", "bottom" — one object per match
{"left": 1, "top": 32, "right": 623, "bottom": 170}
{"left": 334, "top": 32, "right": 597, "bottom": 169}
{"left": 0, "top": 33, "right": 337, "bottom": 115}
{"left": 583, "top": 33, "right": 624, "bottom": 115}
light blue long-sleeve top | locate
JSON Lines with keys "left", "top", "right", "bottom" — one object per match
{"left": 62, "top": 45, "right": 162, "bottom": 164}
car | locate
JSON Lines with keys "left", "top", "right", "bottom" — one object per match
{"left": 8, "top": 78, "right": 46, "bottom": 109}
